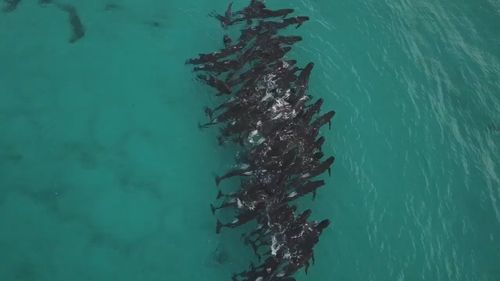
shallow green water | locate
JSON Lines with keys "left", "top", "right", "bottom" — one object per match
{"left": 1, "top": 0, "right": 499, "bottom": 280}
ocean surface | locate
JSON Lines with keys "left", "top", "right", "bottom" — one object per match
{"left": 1, "top": 0, "right": 499, "bottom": 280}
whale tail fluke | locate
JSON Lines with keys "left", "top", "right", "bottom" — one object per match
{"left": 216, "top": 190, "right": 223, "bottom": 199}
{"left": 204, "top": 107, "right": 213, "bottom": 119}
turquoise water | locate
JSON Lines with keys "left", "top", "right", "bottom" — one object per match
{"left": 1, "top": 0, "right": 499, "bottom": 280}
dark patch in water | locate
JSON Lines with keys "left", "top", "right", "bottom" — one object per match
{"left": 2, "top": 0, "right": 21, "bottom": 13}
{"left": 13, "top": 261, "right": 38, "bottom": 281}
{"left": 38, "top": 0, "right": 52, "bottom": 5}
{"left": 54, "top": 3, "right": 85, "bottom": 43}
{"left": 143, "top": 19, "right": 163, "bottom": 28}
{"left": 59, "top": 141, "right": 106, "bottom": 169}
{"left": 88, "top": 231, "right": 134, "bottom": 255}
{"left": 2, "top": 0, "right": 84, "bottom": 45}
{"left": 0, "top": 151, "right": 24, "bottom": 163}
{"left": 212, "top": 244, "right": 229, "bottom": 265}
{"left": 0, "top": 145, "right": 24, "bottom": 162}
{"left": 488, "top": 123, "right": 500, "bottom": 135}
{"left": 104, "top": 2, "right": 121, "bottom": 12}
{"left": 17, "top": 183, "right": 66, "bottom": 215}
{"left": 5, "top": 153, "right": 24, "bottom": 162}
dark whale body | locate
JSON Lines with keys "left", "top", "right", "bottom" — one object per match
{"left": 189, "top": 1, "right": 334, "bottom": 280}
